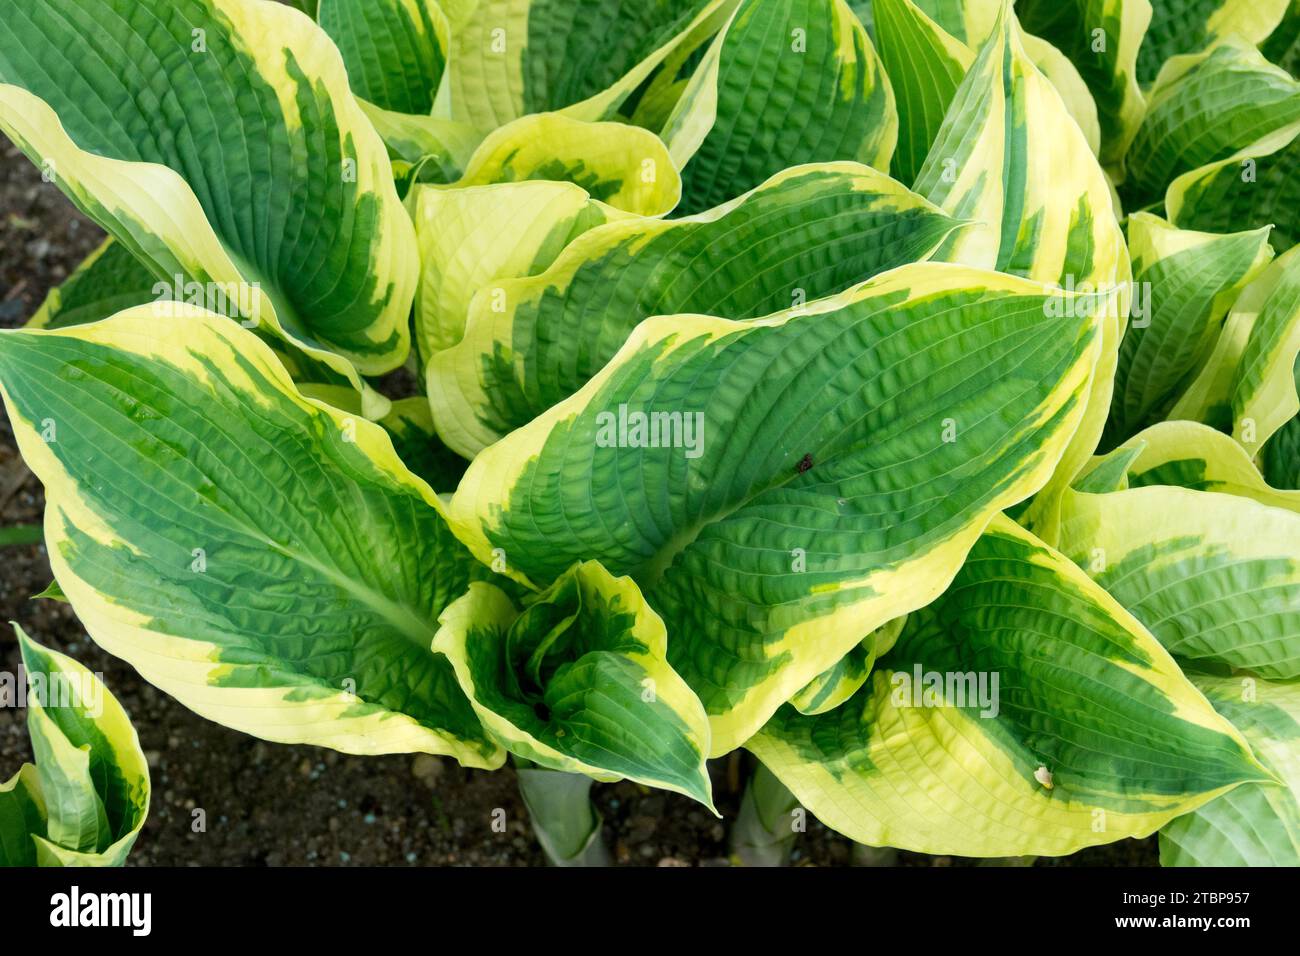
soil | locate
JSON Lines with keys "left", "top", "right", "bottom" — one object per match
{"left": 0, "top": 139, "right": 1158, "bottom": 867}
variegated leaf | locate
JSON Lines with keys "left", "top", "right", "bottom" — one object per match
{"left": 412, "top": 180, "right": 623, "bottom": 362}
{"left": 661, "top": 0, "right": 898, "bottom": 214}
{"left": 914, "top": 4, "right": 1126, "bottom": 289}
{"left": 1173, "top": 244, "right": 1300, "bottom": 456}
{"left": 1113, "top": 419, "right": 1300, "bottom": 512}
{"left": 1161, "top": 675, "right": 1300, "bottom": 866}
{"left": 448, "top": 263, "right": 1108, "bottom": 754}
{"left": 434, "top": 561, "right": 714, "bottom": 805}
{"left": 790, "top": 617, "right": 907, "bottom": 716}
{"left": 0, "top": 306, "right": 503, "bottom": 766}
{"left": 1167, "top": 117, "right": 1300, "bottom": 254}
{"left": 429, "top": 163, "right": 966, "bottom": 457}
{"left": 1136, "top": 0, "right": 1288, "bottom": 85}
{"left": 26, "top": 239, "right": 156, "bottom": 332}
{"left": 0, "top": 0, "right": 419, "bottom": 383}
{"left": 1017, "top": 0, "right": 1152, "bottom": 164}
{"left": 447, "top": 112, "right": 681, "bottom": 215}
{"left": 748, "top": 516, "right": 1268, "bottom": 857}
{"left": 318, "top": 0, "right": 448, "bottom": 115}
{"left": 1124, "top": 38, "right": 1300, "bottom": 209}
{"left": 441, "top": 0, "right": 737, "bottom": 130}
{"left": 1104, "top": 213, "right": 1273, "bottom": 447}
{"left": 1059, "top": 485, "right": 1300, "bottom": 679}
{"left": 1, "top": 626, "right": 149, "bottom": 867}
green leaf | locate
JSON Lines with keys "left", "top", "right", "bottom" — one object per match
{"left": 435, "top": 562, "right": 715, "bottom": 806}
{"left": 914, "top": 5, "right": 1127, "bottom": 290}
{"left": 446, "top": 113, "right": 682, "bottom": 215}
{"left": 1173, "top": 245, "right": 1300, "bottom": 455}
{"left": 748, "top": 516, "right": 1270, "bottom": 857}
{"left": 1123, "top": 39, "right": 1300, "bottom": 208}
{"left": 0, "top": 0, "right": 418, "bottom": 382}
{"left": 379, "top": 395, "right": 473, "bottom": 494}
{"left": 0, "top": 306, "right": 504, "bottom": 766}
{"left": 1117, "top": 419, "right": 1300, "bottom": 512}
{"left": 1263, "top": 0, "right": 1300, "bottom": 78}
{"left": 412, "top": 180, "right": 620, "bottom": 361}
{"left": 1104, "top": 213, "right": 1273, "bottom": 447}
{"left": 441, "top": 0, "right": 736, "bottom": 130}
{"left": 1071, "top": 440, "right": 1147, "bottom": 494}
{"left": 448, "top": 262, "right": 1110, "bottom": 754}
{"left": 318, "top": 0, "right": 447, "bottom": 115}
{"left": 1167, "top": 117, "right": 1300, "bottom": 253}
{"left": 0, "top": 525, "right": 43, "bottom": 548}
{"left": 1016, "top": 0, "right": 1152, "bottom": 164}
{"left": 380, "top": 398, "right": 468, "bottom": 494}
{"left": 0, "top": 764, "right": 45, "bottom": 868}
{"left": 730, "top": 761, "right": 800, "bottom": 866}
{"left": 661, "top": 0, "right": 898, "bottom": 214}
{"left": 1060, "top": 484, "right": 1300, "bottom": 679}
{"left": 1161, "top": 675, "right": 1300, "bottom": 866}
{"left": 26, "top": 239, "right": 156, "bottom": 331}
{"left": 514, "top": 764, "right": 610, "bottom": 865}
{"left": 790, "top": 616, "right": 906, "bottom": 716}
{"left": 872, "top": 0, "right": 974, "bottom": 186}
{"left": 1264, "top": 402, "right": 1300, "bottom": 489}
{"left": 33, "top": 580, "right": 68, "bottom": 603}
{"left": 10, "top": 625, "right": 150, "bottom": 867}
{"left": 429, "top": 162, "right": 967, "bottom": 457}
{"left": 1136, "top": 0, "right": 1288, "bottom": 86}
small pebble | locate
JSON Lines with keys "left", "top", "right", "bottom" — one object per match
{"left": 412, "top": 754, "right": 444, "bottom": 785}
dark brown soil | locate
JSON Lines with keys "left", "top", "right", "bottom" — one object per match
{"left": 0, "top": 139, "right": 1157, "bottom": 867}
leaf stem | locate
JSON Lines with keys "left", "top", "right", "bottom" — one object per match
{"left": 513, "top": 757, "right": 611, "bottom": 866}
{"left": 0, "top": 525, "right": 42, "bottom": 548}
{"left": 729, "top": 760, "right": 801, "bottom": 866}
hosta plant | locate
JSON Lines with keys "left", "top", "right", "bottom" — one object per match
{"left": 0, "top": 0, "right": 1297, "bottom": 867}
{"left": 0, "top": 626, "right": 149, "bottom": 867}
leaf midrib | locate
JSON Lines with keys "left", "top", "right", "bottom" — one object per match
{"left": 6, "top": 339, "right": 443, "bottom": 657}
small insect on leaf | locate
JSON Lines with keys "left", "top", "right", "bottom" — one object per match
{"left": 796, "top": 453, "right": 814, "bottom": 474}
